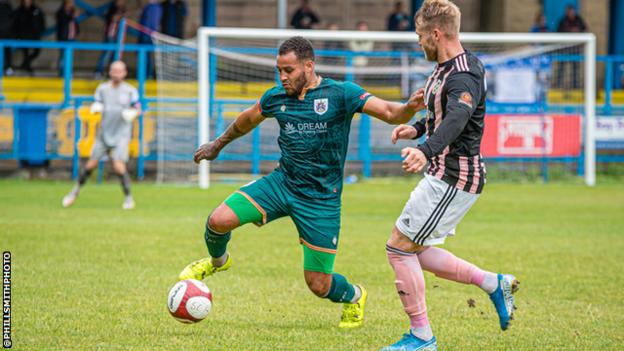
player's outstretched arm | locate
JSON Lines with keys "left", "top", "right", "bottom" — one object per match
{"left": 362, "top": 88, "right": 425, "bottom": 125}
{"left": 193, "top": 104, "right": 266, "bottom": 163}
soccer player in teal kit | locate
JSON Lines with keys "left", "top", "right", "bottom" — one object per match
{"left": 179, "top": 36, "right": 425, "bottom": 328}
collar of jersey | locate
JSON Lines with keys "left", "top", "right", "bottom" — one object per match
{"left": 297, "top": 76, "right": 324, "bottom": 100}
{"left": 438, "top": 48, "right": 470, "bottom": 67}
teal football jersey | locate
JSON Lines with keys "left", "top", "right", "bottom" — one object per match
{"left": 259, "top": 78, "right": 372, "bottom": 199}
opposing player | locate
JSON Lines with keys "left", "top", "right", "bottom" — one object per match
{"left": 179, "top": 36, "right": 424, "bottom": 328}
{"left": 62, "top": 60, "right": 141, "bottom": 210}
{"left": 381, "top": 1, "right": 519, "bottom": 350}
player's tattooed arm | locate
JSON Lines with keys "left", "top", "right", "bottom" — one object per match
{"left": 363, "top": 88, "right": 425, "bottom": 125}
{"left": 193, "top": 104, "right": 266, "bottom": 163}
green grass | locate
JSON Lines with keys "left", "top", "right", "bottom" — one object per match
{"left": 1, "top": 179, "right": 623, "bottom": 350}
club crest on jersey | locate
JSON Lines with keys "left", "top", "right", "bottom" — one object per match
{"left": 314, "top": 98, "right": 328, "bottom": 115}
{"left": 425, "top": 80, "right": 441, "bottom": 105}
{"left": 280, "top": 104, "right": 286, "bottom": 112}
{"left": 431, "top": 80, "right": 442, "bottom": 95}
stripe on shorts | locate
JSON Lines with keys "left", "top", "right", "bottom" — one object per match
{"left": 417, "top": 187, "right": 458, "bottom": 245}
{"left": 412, "top": 184, "right": 452, "bottom": 243}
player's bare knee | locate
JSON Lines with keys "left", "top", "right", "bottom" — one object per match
{"left": 387, "top": 226, "right": 426, "bottom": 254}
{"left": 207, "top": 204, "right": 239, "bottom": 233}
{"left": 206, "top": 213, "right": 231, "bottom": 234}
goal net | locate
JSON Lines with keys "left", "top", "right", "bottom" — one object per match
{"left": 152, "top": 32, "right": 199, "bottom": 184}
{"left": 157, "top": 28, "right": 595, "bottom": 187}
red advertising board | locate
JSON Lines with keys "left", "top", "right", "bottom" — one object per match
{"left": 481, "top": 114, "right": 581, "bottom": 157}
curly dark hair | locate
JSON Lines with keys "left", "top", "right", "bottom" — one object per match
{"left": 278, "top": 36, "right": 315, "bottom": 62}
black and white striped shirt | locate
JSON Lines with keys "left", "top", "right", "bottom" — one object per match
{"left": 413, "top": 50, "right": 487, "bottom": 194}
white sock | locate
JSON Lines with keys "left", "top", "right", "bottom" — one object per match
{"left": 411, "top": 325, "right": 433, "bottom": 341}
{"left": 350, "top": 285, "right": 362, "bottom": 304}
{"left": 211, "top": 253, "right": 228, "bottom": 268}
{"left": 480, "top": 272, "right": 499, "bottom": 294}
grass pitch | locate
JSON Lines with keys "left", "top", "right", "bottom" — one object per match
{"left": 1, "top": 178, "right": 623, "bottom": 350}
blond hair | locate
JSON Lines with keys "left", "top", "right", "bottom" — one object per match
{"left": 414, "top": 0, "right": 461, "bottom": 38}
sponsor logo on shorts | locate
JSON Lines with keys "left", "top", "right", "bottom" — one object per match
{"left": 402, "top": 217, "right": 410, "bottom": 227}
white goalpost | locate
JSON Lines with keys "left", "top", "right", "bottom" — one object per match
{"left": 186, "top": 28, "right": 596, "bottom": 188}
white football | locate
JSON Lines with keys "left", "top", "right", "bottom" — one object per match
{"left": 167, "top": 279, "right": 213, "bottom": 323}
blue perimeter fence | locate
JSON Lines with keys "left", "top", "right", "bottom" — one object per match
{"left": 0, "top": 40, "right": 624, "bottom": 181}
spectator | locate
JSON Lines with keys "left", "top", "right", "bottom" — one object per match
{"left": 348, "top": 21, "right": 374, "bottom": 68}
{"left": 139, "top": 0, "right": 162, "bottom": 78}
{"left": 387, "top": 1, "right": 411, "bottom": 54}
{"left": 95, "top": 0, "right": 126, "bottom": 77}
{"left": 387, "top": 1, "right": 410, "bottom": 32}
{"left": 324, "top": 23, "right": 344, "bottom": 51}
{"left": 56, "top": 0, "right": 79, "bottom": 41}
{"left": 12, "top": 0, "right": 45, "bottom": 75}
{"left": 56, "top": 0, "right": 80, "bottom": 76}
{"left": 0, "top": 0, "right": 13, "bottom": 75}
{"left": 530, "top": 12, "right": 549, "bottom": 33}
{"left": 161, "top": 0, "right": 187, "bottom": 39}
{"left": 290, "top": 0, "right": 320, "bottom": 30}
{"left": 557, "top": 5, "right": 586, "bottom": 89}
{"left": 557, "top": 5, "right": 586, "bottom": 33}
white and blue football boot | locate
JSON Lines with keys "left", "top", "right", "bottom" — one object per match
{"left": 489, "top": 273, "right": 520, "bottom": 330}
{"left": 380, "top": 332, "right": 437, "bottom": 351}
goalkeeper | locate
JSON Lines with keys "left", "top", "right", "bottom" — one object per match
{"left": 180, "top": 36, "right": 425, "bottom": 329}
{"left": 62, "top": 60, "right": 141, "bottom": 210}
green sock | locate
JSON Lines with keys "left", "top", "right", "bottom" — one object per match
{"left": 325, "top": 273, "right": 355, "bottom": 303}
{"left": 204, "top": 226, "right": 231, "bottom": 259}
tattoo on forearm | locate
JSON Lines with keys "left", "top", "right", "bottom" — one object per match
{"left": 231, "top": 123, "right": 244, "bottom": 136}
{"left": 216, "top": 121, "right": 245, "bottom": 148}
